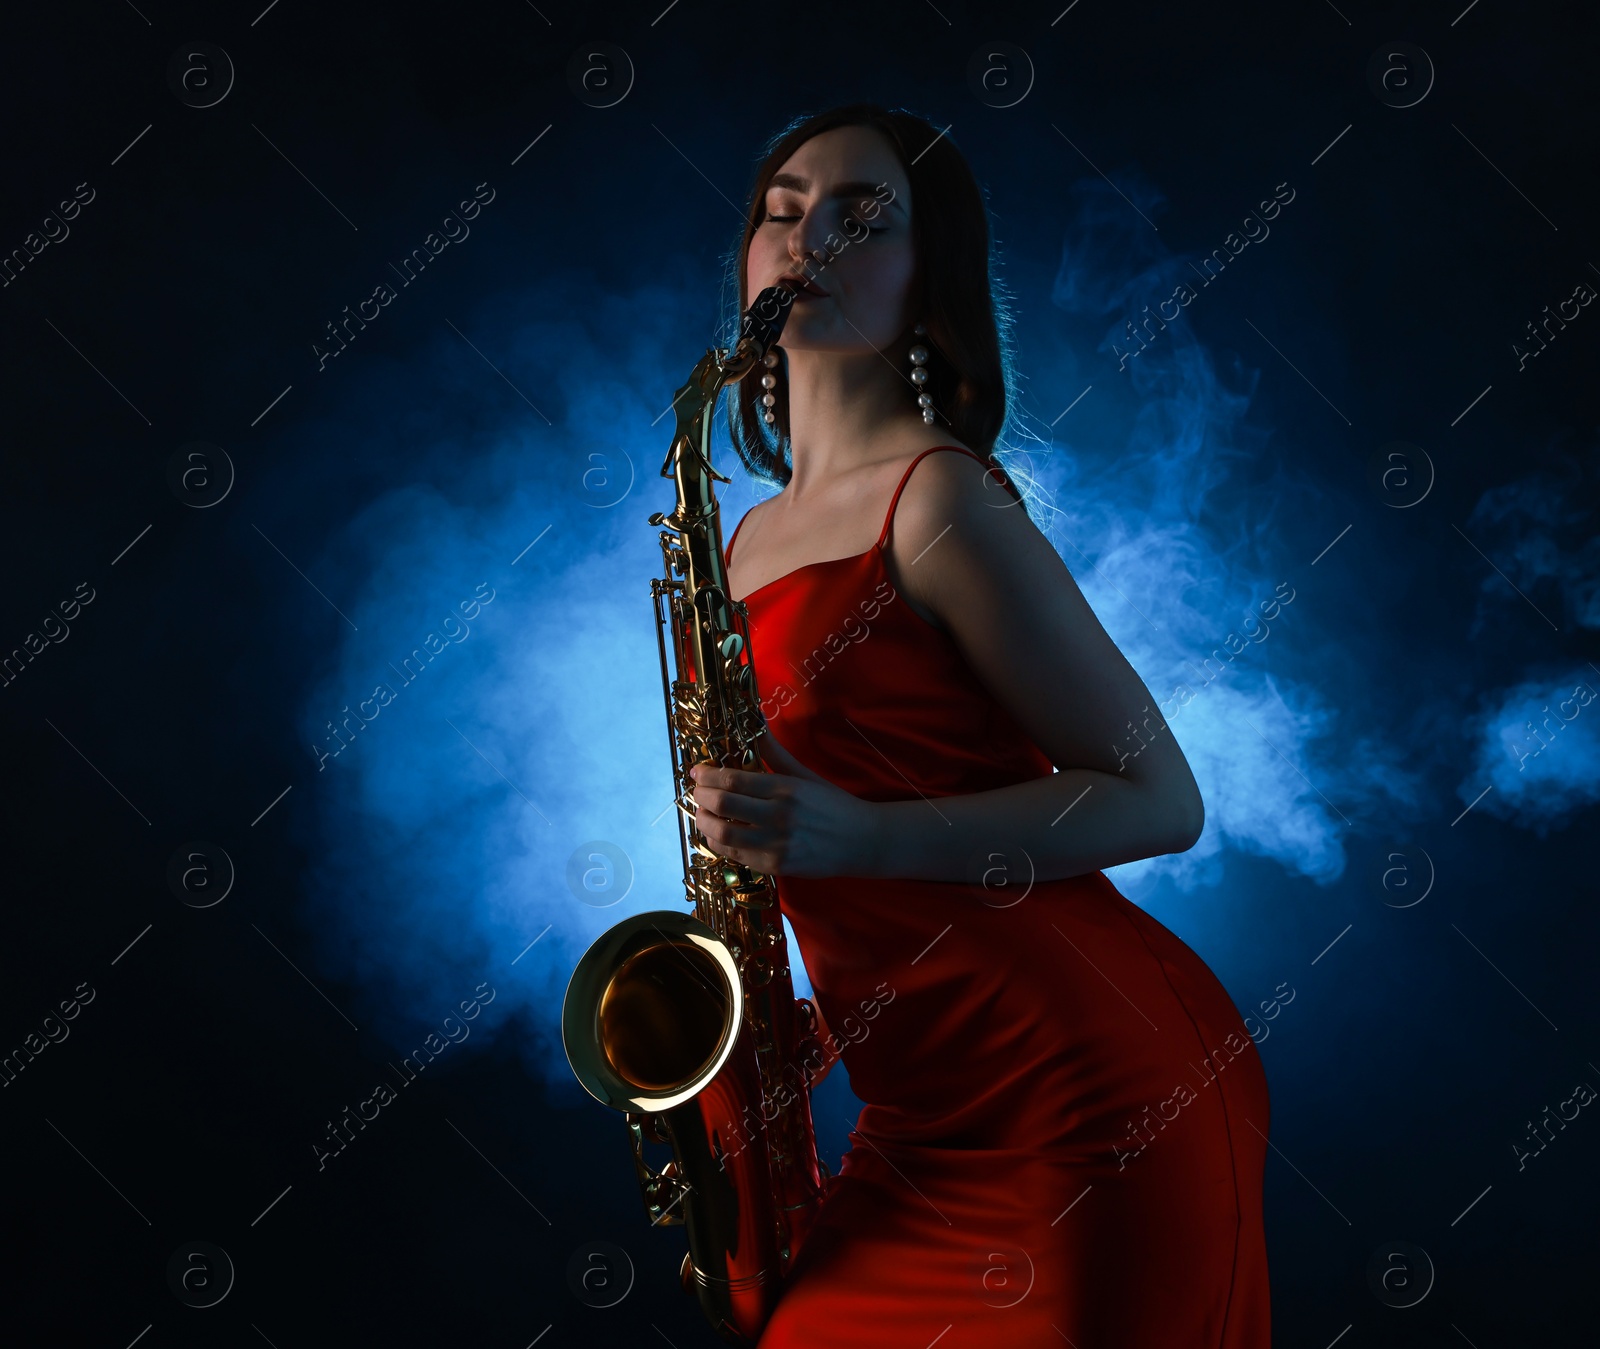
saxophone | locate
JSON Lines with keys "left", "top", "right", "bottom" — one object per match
{"left": 561, "top": 282, "right": 829, "bottom": 1344}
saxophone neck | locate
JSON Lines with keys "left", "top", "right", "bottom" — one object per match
{"left": 659, "top": 348, "right": 732, "bottom": 486}
{"left": 658, "top": 283, "right": 796, "bottom": 487}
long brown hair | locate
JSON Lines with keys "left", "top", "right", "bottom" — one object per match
{"left": 723, "top": 103, "right": 1025, "bottom": 512}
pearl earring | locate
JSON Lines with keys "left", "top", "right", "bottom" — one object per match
{"left": 909, "top": 323, "right": 934, "bottom": 425}
{"left": 759, "top": 349, "right": 779, "bottom": 426}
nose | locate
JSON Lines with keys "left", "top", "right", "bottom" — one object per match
{"left": 787, "top": 203, "right": 835, "bottom": 273}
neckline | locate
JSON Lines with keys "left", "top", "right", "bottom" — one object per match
{"left": 732, "top": 544, "right": 879, "bottom": 606}
{"left": 730, "top": 544, "right": 946, "bottom": 636}
{"left": 726, "top": 444, "right": 990, "bottom": 606}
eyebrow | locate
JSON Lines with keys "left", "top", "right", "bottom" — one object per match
{"left": 765, "top": 173, "right": 905, "bottom": 209}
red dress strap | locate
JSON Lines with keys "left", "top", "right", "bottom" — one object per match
{"left": 875, "top": 445, "right": 1021, "bottom": 549}
{"left": 724, "top": 511, "right": 748, "bottom": 565}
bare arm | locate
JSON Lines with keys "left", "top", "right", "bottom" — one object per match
{"left": 689, "top": 450, "right": 1203, "bottom": 883}
{"left": 866, "top": 450, "right": 1203, "bottom": 882}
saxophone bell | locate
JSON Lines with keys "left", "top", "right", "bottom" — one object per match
{"left": 564, "top": 910, "right": 791, "bottom": 1341}
{"left": 563, "top": 910, "right": 743, "bottom": 1119}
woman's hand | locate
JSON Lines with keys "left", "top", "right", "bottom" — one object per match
{"left": 687, "top": 733, "right": 880, "bottom": 878}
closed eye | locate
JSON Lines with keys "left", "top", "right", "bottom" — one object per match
{"left": 762, "top": 213, "right": 889, "bottom": 238}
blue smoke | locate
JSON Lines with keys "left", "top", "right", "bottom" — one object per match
{"left": 1463, "top": 668, "right": 1600, "bottom": 833}
{"left": 1451, "top": 455, "right": 1600, "bottom": 831}
{"left": 1461, "top": 455, "right": 1600, "bottom": 636}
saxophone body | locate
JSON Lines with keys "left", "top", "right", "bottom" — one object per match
{"left": 561, "top": 283, "right": 829, "bottom": 1343}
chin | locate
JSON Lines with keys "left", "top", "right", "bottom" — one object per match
{"left": 781, "top": 319, "right": 895, "bottom": 354}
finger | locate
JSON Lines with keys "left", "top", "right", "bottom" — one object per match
{"left": 694, "top": 785, "right": 780, "bottom": 827}
{"left": 691, "top": 762, "right": 782, "bottom": 797}
{"left": 695, "top": 811, "right": 774, "bottom": 860}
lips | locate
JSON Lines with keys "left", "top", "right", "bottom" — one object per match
{"left": 777, "top": 272, "right": 829, "bottom": 298}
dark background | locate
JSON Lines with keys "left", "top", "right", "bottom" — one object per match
{"left": 3, "top": 1, "right": 1597, "bottom": 1344}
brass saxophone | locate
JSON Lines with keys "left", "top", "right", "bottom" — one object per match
{"left": 562, "top": 282, "right": 829, "bottom": 1344}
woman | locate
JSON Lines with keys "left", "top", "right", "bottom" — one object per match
{"left": 688, "top": 104, "right": 1271, "bottom": 1348}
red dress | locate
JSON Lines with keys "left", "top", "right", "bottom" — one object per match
{"left": 724, "top": 445, "right": 1272, "bottom": 1348}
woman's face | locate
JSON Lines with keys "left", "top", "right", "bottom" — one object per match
{"left": 744, "top": 125, "right": 916, "bottom": 354}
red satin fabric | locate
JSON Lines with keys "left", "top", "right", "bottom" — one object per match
{"left": 725, "top": 446, "right": 1272, "bottom": 1348}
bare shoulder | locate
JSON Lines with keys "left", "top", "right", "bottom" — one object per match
{"left": 884, "top": 449, "right": 1162, "bottom": 782}
{"left": 729, "top": 491, "right": 779, "bottom": 548}
{"left": 883, "top": 445, "right": 1059, "bottom": 607}
{"left": 892, "top": 443, "right": 1025, "bottom": 523}
{"left": 877, "top": 441, "right": 1201, "bottom": 814}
